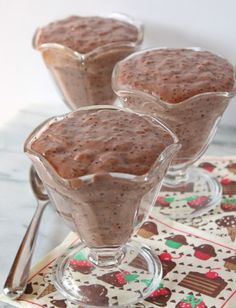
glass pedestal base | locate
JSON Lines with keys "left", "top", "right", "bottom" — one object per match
{"left": 156, "top": 166, "right": 222, "bottom": 221}
{"left": 54, "top": 241, "right": 162, "bottom": 307}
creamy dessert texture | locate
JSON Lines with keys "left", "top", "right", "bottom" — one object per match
{"left": 30, "top": 109, "right": 173, "bottom": 247}
{"left": 35, "top": 15, "right": 141, "bottom": 108}
{"left": 114, "top": 48, "right": 235, "bottom": 164}
{"left": 116, "top": 49, "right": 234, "bottom": 103}
{"left": 32, "top": 109, "right": 172, "bottom": 178}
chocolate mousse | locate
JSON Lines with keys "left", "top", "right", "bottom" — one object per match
{"left": 27, "top": 108, "right": 176, "bottom": 247}
{"left": 113, "top": 48, "right": 235, "bottom": 164}
{"left": 36, "top": 16, "right": 139, "bottom": 54}
{"left": 34, "top": 15, "right": 142, "bottom": 108}
{"left": 31, "top": 109, "right": 173, "bottom": 178}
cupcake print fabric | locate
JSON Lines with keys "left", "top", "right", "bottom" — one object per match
{"left": 0, "top": 157, "right": 235, "bottom": 308}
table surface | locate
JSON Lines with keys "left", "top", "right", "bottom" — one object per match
{"left": 0, "top": 101, "right": 235, "bottom": 308}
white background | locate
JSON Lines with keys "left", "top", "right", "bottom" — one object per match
{"left": 0, "top": 0, "right": 235, "bottom": 126}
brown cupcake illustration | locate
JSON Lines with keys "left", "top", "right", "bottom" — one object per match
{"left": 199, "top": 162, "right": 216, "bottom": 172}
{"left": 193, "top": 244, "right": 216, "bottom": 260}
{"left": 220, "top": 178, "right": 236, "bottom": 195}
{"left": 137, "top": 221, "right": 158, "bottom": 238}
{"left": 223, "top": 255, "right": 236, "bottom": 271}
{"left": 79, "top": 284, "right": 109, "bottom": 306}
{"left": 227, "top": 162, "right": 236, "bottom": 174}
{"left": 165, "top": 234, "right": 188, "bottom": 249}
{"left": 216, "top": 215, "right": 236, "bottom": 242}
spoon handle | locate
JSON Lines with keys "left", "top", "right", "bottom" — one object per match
{"left": 3, "top": 200, "right": 48, "bottom": 299}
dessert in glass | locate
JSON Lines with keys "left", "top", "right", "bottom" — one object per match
{"left": 33, "top": 14, "right": 143, "bottom": 110}
{"left": 24, "top": 106, "right": 180, "bottom": 306}
{"left": 112, "top": 47, "right": 236, "bottom": 220}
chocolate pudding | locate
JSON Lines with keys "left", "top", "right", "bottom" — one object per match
{"left": 113, "top": 48, "right": 235, "bottom": 164}
{"left": 26, "top": 107, "right": 177, "bottom": 248}
{"left": 34, "top": 15, "right": 143, "bottom": 109}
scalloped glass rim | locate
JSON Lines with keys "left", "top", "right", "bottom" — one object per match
{"left": 112, "top": 46, "right": 236, "bottom": 109}
{"left": 24, "top": 105, "right": 180, "bottom": 186}
{"left": 32, "top": 12, "right": 144, "bottom": 60}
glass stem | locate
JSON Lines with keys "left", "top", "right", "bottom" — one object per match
{"left": 88, "top": 246, "right": 125, "bottom": 268}
{"left": 163, "top": 165, "right": 190, "bottom": 187}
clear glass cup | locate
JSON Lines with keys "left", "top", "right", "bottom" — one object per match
{"left": 24, "top": 105, "right": 180, "bottom": 307}
{"left": 33, "top": 13, "right": 143, "bottom": 110}
{"left": 112, "top": 47, "right": 236, "bottom": 220}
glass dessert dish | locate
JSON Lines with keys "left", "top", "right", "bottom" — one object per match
{"left": 24, "top": 105, "right": 180, "bottom": 307}
{"left": 33, "top": 13, "right": 143, "bottom": 110}
{"left": 112, "top": 47, "right": 236, "bottom": 220}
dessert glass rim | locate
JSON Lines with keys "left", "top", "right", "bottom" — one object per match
{"left": 32, "top": 12, "right": 144, "bottom": 60}
{"left": 24, "top": 105, "right": 180, "bottom": 186}
{"left": 112, "top": 46, "right": 236, "bottom": 109}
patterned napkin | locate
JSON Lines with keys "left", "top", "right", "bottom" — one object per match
{"left": 155, "top": 156, "right": 236, "bottom": 245}
{"left": 0, "top": 157, "right": 235, "bottom": 308}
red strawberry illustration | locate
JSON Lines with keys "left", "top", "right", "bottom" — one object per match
{"left": 69, "top": 259, "right": 94, "bottom": 274}
{"left": 149, "top": 287, "right": 169, "bottom": 297}
{"left": 156, "top": 196, "right": 174, "bottom": 207}
{"left": 70, "top": 259, "right": 94, "bottom": 267}
{"left": 185, "top": 196, "right": 209, "bottom": 208}
{"left": 98, "top": 271, "right": 138, "bottom": 287}
{"left": 115, "top": 271, "right": 130, "bottom": 286}
{"left": 196, "top": 302, "right": 207, "bottom": 308}
{"left": 146, "top": 283, "right": 171, "bottom": 305}
{"left": 176, "top": 294, "right": 207, "bottom": 308}
{"left": 221, "top": 198, "right": 236, "bottom": 212}
{"left": 177, "top": 302, "right": 192, "bottom": 308}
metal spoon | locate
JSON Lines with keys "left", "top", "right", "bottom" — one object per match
{"left": 3, "top": 166, "right": 49, "bottom": 299}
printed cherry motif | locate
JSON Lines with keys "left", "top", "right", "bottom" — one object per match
{"left": 205, "top": 267, "right": 221, "bottom": 279}
{"left": 159, "top": 252, "right": 183, "bottom": 261}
